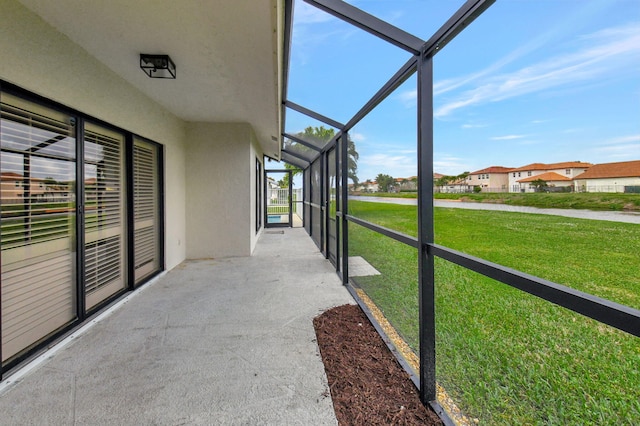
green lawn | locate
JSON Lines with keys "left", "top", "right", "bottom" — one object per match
{"left": 350, "top": 191, "right": 640, "bottom": 211}
{"left": 347, "top": 200, "right": 640, "bottom": 425}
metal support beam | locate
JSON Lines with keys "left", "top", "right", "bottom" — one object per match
{"left": 303, "top": 0, "right": 424, "bottom": 54}
{"left": 280, "top": 151, "right": 309, "bottom": 169}
{"left": 281, "top": 0, "right": 295, "bottom": 135}
{"left": 282, "top": 132, "right": 323, "bottom": 152}
{"left": 346, "top": 215, "right": 418, "bottom": 249}
{"left": 344, "top": 56, "right": 418, "bottom": 131}
{"left": 281, "top": 145, "right": 315, "bottom": 162}
{"left": 417, "top": 49, "right": 436, "bottom": 403}
{"left": 340, "top": 132, "right": 349, "bottom": 284}
{"left": 423, "top": 0, "right": 495, "bottom": 58}
{"left": 284, "top": 100, "right": 345, "bottom": 130}
{"left": 429, "top": 244, "right": 640, "bottom": 338}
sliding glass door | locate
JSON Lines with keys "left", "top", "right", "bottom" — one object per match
{"left": 133, "top": 138, "right": 161, "bottom": 284}
{"left": 84, "top": 123, "right": 126, "bottom": 309}
{"left": 1, "top": 93, "right": 77, "bottom": 362}
{"left": 0, "top": 88, "right": 164, "bottom": 367}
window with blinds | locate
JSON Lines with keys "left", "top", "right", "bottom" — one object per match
{"left": 0, "top": 88, "right": 164, "bottom": 367}
{"left": 0, "top": 93, "right": 77, "bottom": 362}
{"left": 84, "top": 123, "right": 126, "bottom": 309}
{"left": 133, "top": 138, "right": 160, "bottom": 283}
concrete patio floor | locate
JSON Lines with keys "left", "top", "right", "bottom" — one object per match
{"left": 0, "top": 228, "right": 354, "bottom": 425}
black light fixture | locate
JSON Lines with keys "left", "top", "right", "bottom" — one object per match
{"left": 139, "top": 54, "right": 176, "bottom": 79}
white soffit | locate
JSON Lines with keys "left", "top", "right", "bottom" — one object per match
{"left": 17, "top": 0, "right": 282, "bottom": 156}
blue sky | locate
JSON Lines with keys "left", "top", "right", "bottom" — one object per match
{"left": 285, "top": 0, "right": 640, "bottom": 182}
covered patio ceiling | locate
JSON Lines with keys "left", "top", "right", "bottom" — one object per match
{"left": 16, "top": 0, "right": 284, "bottom": 159}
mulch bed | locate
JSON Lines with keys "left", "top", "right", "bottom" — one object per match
{"left": 313, "top": 304, "right": 442, "bottom": 425}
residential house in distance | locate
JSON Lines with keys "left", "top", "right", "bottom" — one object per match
{"left": 1, "top": 172, "right": 48, "bottom": 203}
{"left": 517, "top": 171, "right": 572, "bottom": 192}
{"left": 395, "top": 176, "right": 417, "bottom": 191}
{"left": 573, "top": 160, "right": 640, "bottom": 193}
{"left": 361, "top": 180, "right": 379, "bottom": 192}
{"left": 467, "top": 166, "right": 513, "bottom": 192}
{"left": 508, "top": 161, "right": 592, "bottom": 192}
{"left": 436, "top": 177, "right": 472, "bottom": 193}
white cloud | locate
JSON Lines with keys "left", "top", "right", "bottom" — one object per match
{"left": 291, "top": 3, "right": 357, "bottom": 65}
{"left": 433, "top": 155, "right": 473, "bottom": 176}
{"left": 461, "top": 123, "right": 488, "bottom": 129}
{"left": 350, "top": 132, "right": 366, "bottom": 142}
{"left": 361, "top": 153, "right": 413, "bottom": 166}
{"left": 490, "top": 134, "right": 527, "bottom": 141}
{"left": 396, "top": 89, "right": 417, "bottom": 108}
{"left": 434, "top": 23, "right": 640, "bottom": 118}
{"left": 590, "top": 135, "right": 640, "bottom": 161}
{"left": 592, "top": 143, "right": 640, "bottom": 160}
{"left": 359, "top": 153, "right": 416, "bottom": 178}
{"left": 601, "top": 134, "right": 640, "bottom": 145}
{"left": 294, "top": 2, "right": 333, "bottom": 25}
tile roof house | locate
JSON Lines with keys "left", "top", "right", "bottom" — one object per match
{"left": 517, "top": 171, "right": 572, "bottom": 192}
{"left": 395, "top": 176, "right": 417, "bottom": 191}
{"left": 467, "top": 166, "right": 513, "bottom": 192}
{"left": 508, "top": 161, "right": 592, "bottom": 192}
{"left": 573, "top": 160, "right": 640, "bottom": 193}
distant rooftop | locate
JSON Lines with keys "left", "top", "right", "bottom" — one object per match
{"left": 510, "top": 161, "right": 592, "bottom": 173}
{"left": 469, "top": 166, "right": 514, "bottom": 175}
{"left": 574, "top": 160, "right": 640, "bottom": 180}
{"left": 517, "top": 171, "right": 571, "bottom": 183}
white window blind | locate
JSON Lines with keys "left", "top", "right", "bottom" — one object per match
{"left": 84, "top": 123, "right": 126, "bottom": 309}
{"left": 133, "top": 139, "right": 160, "bottom": 283}
{"left": 1, "top": 93, "right": 76, "bottom": 362}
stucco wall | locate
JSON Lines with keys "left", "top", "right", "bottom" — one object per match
{"left": 575, "top": 177, "right": 640, "bottom": 193}
{"left": 185, "top": 122, "right": 255, "bottom": 258}
{"left": 0, "top": 0, "right": 187, "bottom": 270}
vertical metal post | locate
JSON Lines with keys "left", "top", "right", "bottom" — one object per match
{"left": 126, "top": 135, "right": 135, "bottom": 289}
{"left": 417, "top": 50, "right": 436, "bottom": 403}
{"left": 157, "top": 144, "right": 166, "bottom": 271}
{"left": 333, "top": 144, "right": 342, "bottom": 275}
{"left": 340, "top": 132, "right": 349, "bottom": 285}
{"left": 288, "top": 170, "right": 293, "bottom": 226}
{"left": 321, "top": 153, "right": 327, "bottom": 257}
{"left": 75, "top": 118, "right": 86, "bottom": 320}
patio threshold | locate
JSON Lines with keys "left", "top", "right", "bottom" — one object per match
{"left": 0, "top": 228, "right": 353, "bottom": 424}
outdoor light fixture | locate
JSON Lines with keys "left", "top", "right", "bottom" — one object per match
{"left": 139, "top": 54, "right": 176, "bottom": 79}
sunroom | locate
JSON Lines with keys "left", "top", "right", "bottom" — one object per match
{"left": 1, "top": 0, "right": 639, "bottom": 424}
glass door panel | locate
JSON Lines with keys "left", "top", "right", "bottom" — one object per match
{"left": 265, "top": 170, "right": 291, "bottom": 228}
{"left": 84, "top": 123, "right": 126, "bottom": 309}
{"left": 133, "top": 138, "right": 161, "bottom": 284}
{"left": 1, "top": 93, "right": 77, "bottom": 363}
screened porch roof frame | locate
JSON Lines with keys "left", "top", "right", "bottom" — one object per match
{"left": 279, "top": 0, "right": 496, "bottom": 171}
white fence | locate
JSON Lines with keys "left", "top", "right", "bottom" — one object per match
{"left": 267, "top": 187, "right": 304, "bottom": 215}
{"left": 267, "top": 188, "right": 289, "bottom": 213}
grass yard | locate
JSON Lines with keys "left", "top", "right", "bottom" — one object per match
{"left": 347, "top": 200, "right": 640, "bottom": 425}
{"left": 351, "top": 191, "right": 640, "bottom": 211}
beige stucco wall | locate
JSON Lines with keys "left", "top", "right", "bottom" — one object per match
{"left": 0, "top": 0, "right": 187, "bottom": 270}
{"left": 185, "top": 122, "right": 261, "bottom": 259}
{"left": 575, "top": 177, "right": 640, "bottom": 193}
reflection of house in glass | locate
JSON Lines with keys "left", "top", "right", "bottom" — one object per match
{"left": 0, "top": 172, "right": 74, "bottom": 203}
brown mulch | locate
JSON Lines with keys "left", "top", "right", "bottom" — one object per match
{"left": 313, "top": 304, "right": 443, "bottom": 425}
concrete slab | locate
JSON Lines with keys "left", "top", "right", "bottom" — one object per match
{"left": 348, "top": 256, "right": 381, "bottom": 277}
{"left": 0, "top": 228, "right": 354, "bottom": 425}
